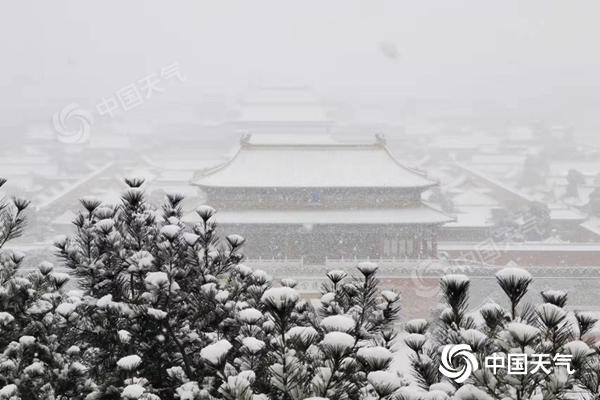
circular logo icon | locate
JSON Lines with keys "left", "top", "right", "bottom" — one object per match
{"left": 53, "top": 103, "right": 94, "bottom": 144}
{"left": 439, "top": 344, "right": 479, "bottom": 383}
{"left": 411, "top": 260, "right": 445, "bottom": 298}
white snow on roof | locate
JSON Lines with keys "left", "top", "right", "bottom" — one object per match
{"left": 240, "top": 106, "right": 329, "bottom": 122}
{"left": 52, "top": 211, "right": 78, "bottom": 225}
{"left": 444, "top": 211, "right": 492, "bottom": 228}
{"left": 471, "top": 155, "right": 526, "bottom": 165}
{"left": 549, "top": 161, "right": 600, "bottom": 177}
{"left": 581, "top": 217, "right": 600, "bottom": 236}
{"left": 193, "top": 140, "right": 436, "bottom": 188}
{"left": 182, "top": 206, "right": 455, "bottom": 225}
{"left": 246, "top": 133, "right": 339, "bottom": 146}
{"left": 35, "top": 163, "right": 114, "bottom": 210}
{"left": 452, "top": 190, "right": 499, "bottom": 207}
{"left": 158, "top": 170, "right": 195, "bottom": 182}
{"left": 439, "top": 242, "right": 600, "bottom": 252}
{"left": 549, "top": 208, "right": 586, "bottom": 221}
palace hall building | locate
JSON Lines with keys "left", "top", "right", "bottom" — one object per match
{"left": 189, "top": 133, "right": 455, "bottom": 264}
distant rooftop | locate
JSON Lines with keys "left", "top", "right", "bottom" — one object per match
{"left": 192, "top": 134, "right": 438, "bottom": 189}
{"left": 236, "top": 86, "right": 331, "bottom": 124}
{"left": 245, "top": 133, "right": 340, "bottom": 146}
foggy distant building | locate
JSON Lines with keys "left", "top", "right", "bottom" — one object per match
{"left": 230, "top": 86, "right": 333, "bottom": 134}
{"left": 188, "top": 133, "right": 455, "bottom": 264}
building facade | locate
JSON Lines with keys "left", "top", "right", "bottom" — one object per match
{"left": 188, "top": 134, "right": 455, "bottom": 264}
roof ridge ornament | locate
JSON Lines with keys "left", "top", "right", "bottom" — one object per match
{"left": 375, "top": 133, "right": 386, "bottom": 146}
{"left": 240, "top": 132, "right": 252, "bottom": 147}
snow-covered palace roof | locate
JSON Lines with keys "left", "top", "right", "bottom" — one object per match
{"left": 192, "top": 134, "right": 438, "bottom": 189}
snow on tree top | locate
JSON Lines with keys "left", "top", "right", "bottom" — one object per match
{"left": 196, "top": 205, "right": 216, "bottom": 216}
{"left": 261, "top": 287, "right": 299, "bottom": 306}
{"left": 71, "top": 362, "right": 87, "bottom": 373}
{"left": 321, "top": 292, "right": 335, "bottom": 304}
{"left": 121, "top": 384, "right": 145, "bottom": 399}
{"left": 118, "top": 330, "right": 131, "bottom": 343}
{"left": 160, "top": 224, "right": 181, "bottom": 239}
{"left": 326, "top": 269, "right": 347, "bottom": 281}
{"left": 405, "top": 319, "right": 428, "bottom": 329}
{"left": 235, "top": 264, "right": 253, "bottom": 275}
{"left": 26, "top": 299, "right": 53, "bottom": 314}
{"left": 0, "top": 312, "right": 14, "bottom": 325}
{"left": 147, "top": 307, "right": 167, "bottom": 320}
{"left": 51, "top": 272, "right": 70, "bottom": 282}
{"left": 96, "top": 294, "right": 113, "bottom": 308}
{"left": 95, "top": 218, "right": 115, "bottom": 231}
{"left": 441, "top": 274, "right": 470, "bottom": 284}
{"left": 563, "top": 340, "right": 592, "bottom": 357}
{"left": 0, "top": 384, "right": 17, "bottom": 398}
{"left": 478, "top": 302, "right": 503, "bottom": 313}
{"left": 253, "top": 269, "right": 271, "bottom": 281}
{"left": 423, "top": 389, "right": 451, "bottom": 399}
{"left": 80, "top": 195, "right": 100, "bottom": 204}
{"left": 454, "top": 384, "right": 495, "bottom": 400}
{"left": 321, "top": 315, "right": 356, "bottom": 332}
{"left": 496, "top": 267, "right": 532, "bottom": 281}
{"left": 367, "top": 370, "right": 401, "bottom": 392}
{"left": 226, "top": 234, "right": 244, "bottom": 244}
{"left": 322, "top": 332, "right": 355, "bottom": 348}
{"left": 19, "top": 336, "right": 36, "bottom": 346}
{"left": 182, "top": 232, "right": 199, "bottom": 246}
{"left": 176, "top": 382, "right": 200, "bottom": 400}
{"left": 286, "top": 326, "right": 318, "bottom": 340}
{"left": 200, "top": 339, "right": 232, "bottom": 364}
{"left": 242, "top": 337, "right": 265, "bottom": 352}
{"left": 66, "top": 290, "right": 84, "bottom": 299}
{"left": 56, "top": 302, "right": 78, "bottom": 317}
{"left": 381, "top": 290, "right": 399, "bottom": 302}
{"left": 429, "top": 382, "right": 456, "bottom": 395}
{"left": 460, "top": 329, "right": 487, "bottom": 345}
{"left": 239, "top": 307, "right": 263, "bottom": 323}
{"left": 117, "top": 355, "right": 142, "bottom": 371}
{"left": 542, "top": 290, "right": 567, "bottom": 297}
{"left": 397, "top": 386, "right": 430, "bottom": 399}
{"left": 537, "top": 303, "right": 566, "bottom": 320}
{"left": 357, "top": 261, "right": 379, "bottom": 275}
{"left": 507, "top": 322, "right": 540, "bottom": 340}
{"left": 201, "top": 283, "right": 217, "bottom": 293}
{"left": 404, "top": 333, "right": 427, "bottom": 349}
{"left": 23, "top": 362, "right": 44, "bottom": 376}
{"left": 215, "top": 290, "right": 229, "bottom": 302}
{"left": 145, "top": 272, "right": 169, "bottom": 287}
{"left": 356, "top": 346, "right": 393, "bottom": 361}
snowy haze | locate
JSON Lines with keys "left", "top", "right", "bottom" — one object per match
{"left": 2, "top": 0, "right": 600, "bottom": 140}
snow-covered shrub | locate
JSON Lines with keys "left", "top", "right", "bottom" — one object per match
{"left": 48, "top": 180, "right": 405, "bottom": 399}
{"left": 407, "top": 266, "right": 600, "bottom": 400}
{"left": 0, "top": 179, "right": 92, "bottom": 399}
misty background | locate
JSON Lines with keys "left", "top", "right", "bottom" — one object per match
{"left": 2, "top": 0, "right": 600, "bottom": 140}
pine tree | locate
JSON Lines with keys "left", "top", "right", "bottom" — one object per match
{"left": 407, "top": 267, "right": 600, "bottom": 400}
{"left": 0, "top": 179, "right": 92, "bottom": 399}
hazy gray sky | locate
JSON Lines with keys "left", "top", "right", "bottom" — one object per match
{"left": 2, "top": 0, "right": 600, "bottom": 129}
